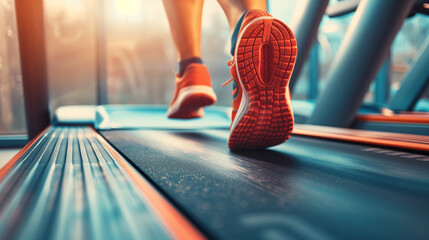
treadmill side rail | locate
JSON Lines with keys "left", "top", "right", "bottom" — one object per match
{"left": 294, "top": 124, "right": 429, "bottom": 152}
{"left": 0, "top": 126, "right": 205, "bottom": 240}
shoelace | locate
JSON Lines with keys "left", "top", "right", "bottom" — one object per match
{"left": 221, "top": 58, "right": 235, "bottom": 87}
{"left": 221, "top": 78, "right": 233, "bottom": 87}
{"left": 227, "top": 58, "right": 234, "bottom": 67}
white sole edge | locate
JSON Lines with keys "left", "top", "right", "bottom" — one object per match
{"left": 167, "top": 85, "right": 217, "bottom": 116}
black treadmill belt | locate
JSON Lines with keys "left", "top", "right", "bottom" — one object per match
{"left": 101, "top": 129, "right": 429, "bottom": 240}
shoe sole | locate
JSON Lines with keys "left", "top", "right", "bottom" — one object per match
{"left": 229, "top": 16, "right": 297, "bottom": 149}
{"left": 167, "top": 86, "right": 217, "bottom": 119}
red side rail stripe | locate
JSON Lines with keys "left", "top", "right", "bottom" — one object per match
{"left": 293, "top": 127, "right": 429, "bottom": 152}
{"left": 0, "top": 127, "right": 49, "bottom": 180}
{"left": 357, "top": 114, "right": 429, "bottom": 124}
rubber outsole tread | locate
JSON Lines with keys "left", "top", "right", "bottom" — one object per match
{"left": 229, "top": 18, "right": 297, "bottom": 149}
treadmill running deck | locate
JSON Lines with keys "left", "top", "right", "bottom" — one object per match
{"left": 99, "top": 106, "right": 429, "bottom": 240}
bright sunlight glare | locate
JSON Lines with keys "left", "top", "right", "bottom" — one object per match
{"left": 114, "top": 0, "right": 140, "bottom": 15}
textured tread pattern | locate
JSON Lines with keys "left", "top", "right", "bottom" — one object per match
{"left": 0, "top": 127, "right": 170, "bottom": 240}
{"left": 229, "top": 19, "right": 297, "bottom": 149}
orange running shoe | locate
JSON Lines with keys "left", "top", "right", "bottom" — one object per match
{"left": 167, "top": 63, "right": 217, "bottom": 119}
{"left": 223, "top": 9, "right": 297, "bottom": 149}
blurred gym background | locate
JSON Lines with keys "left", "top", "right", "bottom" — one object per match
{"left": 1, "top": 0, "right": 428, "bottom": 134}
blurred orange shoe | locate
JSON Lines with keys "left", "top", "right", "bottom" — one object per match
{"left": 223, "top": 9, "right": 297, "bottom": 149}
{"left": 167, "top": 63, "right": 217, "bottom": 119}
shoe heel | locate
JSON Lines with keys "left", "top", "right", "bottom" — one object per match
{"left": 229, "top": 17, "right": 297, "bottom": 149}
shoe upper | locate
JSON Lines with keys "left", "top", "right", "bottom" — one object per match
{"left": 171, "top": 63, "right": 212, "bottom": 105}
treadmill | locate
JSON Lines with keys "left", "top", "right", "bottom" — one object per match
{"left": 1, "top": 0, "right": 429, "bottom": 239}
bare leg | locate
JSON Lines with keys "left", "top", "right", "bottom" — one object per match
{"left": 217, "top": 0, "right": 267, "bottom": 31}
{"left": 162, "top": 0, "right": 204, "bottom": 60}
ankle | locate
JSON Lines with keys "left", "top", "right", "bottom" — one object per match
{"left": 178, "top": 57, "right": 203, "bottom": 77}
{"left": 230, "top": 10, "right": 249, "bottom": 56}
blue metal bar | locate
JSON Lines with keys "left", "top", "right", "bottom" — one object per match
{"left": 289, "top": 0, "right": 329, "bottom": 93}
{"left": 389, "top": 37, "right": 429, "bottom": 111}
{"left": 308, "top": 43, "right": 319, "bottom": 99}
{"left": 308, "top": 0, "right": 414, "bottom": 127}
{"left": 374, "top": 54, "right": 390, "bottom": 107}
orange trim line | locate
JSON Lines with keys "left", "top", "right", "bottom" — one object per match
{"left": 293, "top": 128, "right": 429, "bottom": 152}
{"left": 0, "top": 127, "right": 50, "bottom": 180}
{"left": 357, "top": 114, "right": 429, "bottom": 124}
{"left": 92, "top": 129, "right": 206, "bottom": 240}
